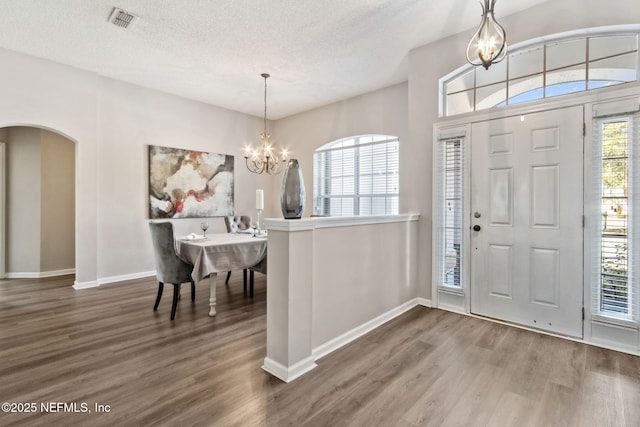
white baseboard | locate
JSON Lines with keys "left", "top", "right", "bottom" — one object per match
{"left": 73, "top": 270, "right": 156, "bottom": 289}
{"left": 262, "top": 356, "right": 317, "bottom": 383}
{"left": 313, "top": 298, "right": 425, "bottom": 361}
{"left": 7, "top": 268, "right": 75, "bottom": 279}
{"left": 73, "top": 280, "right": 99, "bottom": 289}
{"left": 6, "top": 269, "right": 153, "bottom": 288}
{"left": 98, "top": 270, "right": 156, "bottom": 286}
{"left": 437, "top": 303, "right": 467, "bottom": 315}
{"left": 416, "top": 297, "right": 432, "bottom": 308}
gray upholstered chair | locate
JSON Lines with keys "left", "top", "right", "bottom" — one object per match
{"left": 224, "top": 215, "right": 252, "bottom": 290}
{"left": 248, "top": 255, "right": 267, "bottom": 298}
{"left": 225, "top": 215, "right": 253, "bottom": 233}
{"left": 148, "top": 221, "right": 196, "bottom": 320}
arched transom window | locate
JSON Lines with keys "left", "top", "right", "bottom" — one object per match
{"left": 442, "top": 29, "right": 639, "bottom": 116}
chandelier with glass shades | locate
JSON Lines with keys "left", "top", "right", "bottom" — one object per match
{"left": 244, "top": 73, "right": 289, "bottom": 174}
{"left": 466, "top": 0, "right": 507, "bottom": 70}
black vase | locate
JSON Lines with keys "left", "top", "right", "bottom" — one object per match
{"left": 280, "top": 159, "right": 305, "bottom": 219}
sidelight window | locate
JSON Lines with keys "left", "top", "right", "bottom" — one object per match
{"left": 435, "top": 134, "right": 465, "bottom": 289}
{"left": 592, "top": 108, "right": 640, "bottom": 321}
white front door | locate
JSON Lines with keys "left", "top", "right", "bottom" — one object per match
{"left": 470, "top": 106, "right": 584, "bottom": 338}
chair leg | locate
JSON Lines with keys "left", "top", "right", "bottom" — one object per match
{"left": 154, "top": 282, "right": 164, "bottom": 311}
{"left": 250, "top": 270, "right": 255, "bottom": 298}
{"left": 170, "top": 284, "right": 180, "bottom": 320}
{"left": 191, "top": 281, "right": 196, "bottom": 302}
{"left": 225, "top": 271, "right": 232, "bottom": 285}
{"left": 243, "top": 269, "right": 248, "bottom": 292}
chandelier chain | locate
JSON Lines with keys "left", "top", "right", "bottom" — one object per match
{"left": 263, "top": 74, "right": 268, "bottom": 135}
{"left": 243, "top": 72, "right": 288, "bottom": 175}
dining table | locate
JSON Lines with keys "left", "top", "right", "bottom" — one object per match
{"left": 176, "top": 232, "right": 267, "bottom": 316}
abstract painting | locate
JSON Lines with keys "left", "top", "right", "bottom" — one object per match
{"left": 148, "top": 145, "right": 234, "bottom": 219}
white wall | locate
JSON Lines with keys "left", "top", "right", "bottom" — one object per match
{"left": 6, "top": 127, "right": 41, "bottom": 273}
{"left": 0, "top": 48, "right": 271, "bottom": 285}
{"left": 408, "top": 0, "right": 640, "bottom": 299}
{"left": 268, "top": 82, "right": 409, "bottom": 218}
{"left": 0, "top": 0, "right": 637, "bottom": 288}
{"left": 0, "top": 50, "right": 100, "bottom": 284}
{"left": 94, "top": 78, "right": 269, "bottom": 280}
{"left": 41, "top": 130, "right": 75, "bottom": 272}
{"left": 263, "top": 215, "right": 420, "bottom": 382}
{"left": 0, "top": 129, "right": 5, "bottom": 277}
{"left": 311, "top": 219, "right": 419, "bottom": 347}
{"left": 5, "top": 127, "right": 76, "bottom": 275}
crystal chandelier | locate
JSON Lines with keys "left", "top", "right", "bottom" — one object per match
{"left": 244, "top": 73, "right": 289, "bottom": 174}
{"left": 466, "top": 0, "right": 507, "bottom": 70}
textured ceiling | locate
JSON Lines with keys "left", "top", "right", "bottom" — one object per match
{"left": 0, "top": 0, "right": 548, "bottom": 119}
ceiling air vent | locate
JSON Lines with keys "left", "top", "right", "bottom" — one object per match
{"left": 108, "top": 7, "right": 136, "bottom": 29}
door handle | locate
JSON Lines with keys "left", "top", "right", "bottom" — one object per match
{"left": 473, "top": 225, "right": 481, "bottom": 231}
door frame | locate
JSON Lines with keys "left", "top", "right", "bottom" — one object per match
{"left": 432, "top": 84, "right": 640, "bottom": 346}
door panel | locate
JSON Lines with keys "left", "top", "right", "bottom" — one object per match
{"left": 487, "top": 244, "right": 513, "bottom": 298}
{"left": 471, "top": 106, "right": 584, "bottom": 338}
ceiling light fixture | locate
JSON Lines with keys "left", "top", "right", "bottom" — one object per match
{"left": 466, "top": 0, "right": 507, "bottom": 70}
{"left": 244, "top": 73, "right": 289, "bottom": 174}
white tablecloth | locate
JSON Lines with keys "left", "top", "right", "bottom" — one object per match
{"left": 176, "top": 233, "right": 267, "bottom": 283}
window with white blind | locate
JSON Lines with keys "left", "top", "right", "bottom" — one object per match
{"left": 436, "top": 135, "right": 465, "bottom": 289}
{"left": 313, "top": 135, "right": 399, "bottom": 216}
{"left": 592, "top": 107, "right": 640, "bottom": 322}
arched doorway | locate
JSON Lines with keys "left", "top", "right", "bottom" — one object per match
{"left": 0, "top": 126, "right": 75, "bottom": 279}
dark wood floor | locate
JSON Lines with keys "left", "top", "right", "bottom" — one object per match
{"left": 0, "top": 274, "right": 639, "bottom": 427}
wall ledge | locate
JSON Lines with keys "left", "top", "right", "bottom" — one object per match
{"left": 264, "top": 213, "right": 420, "bottom": 232}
